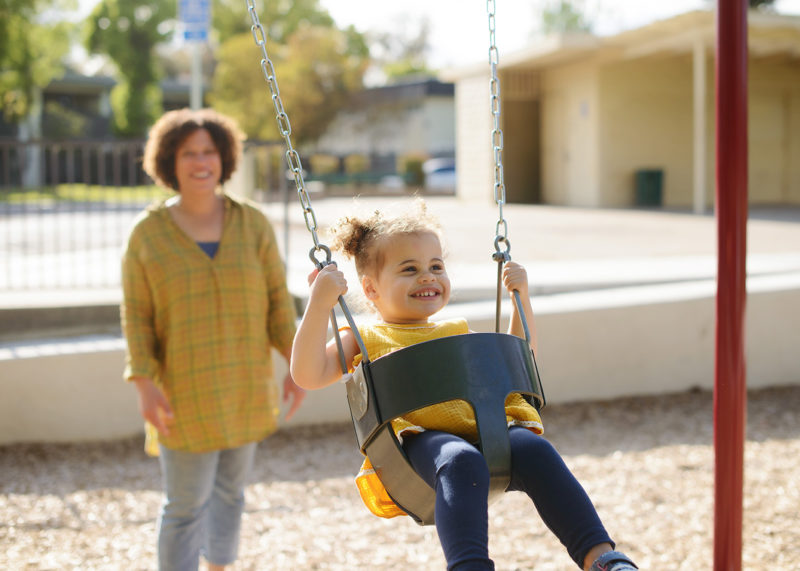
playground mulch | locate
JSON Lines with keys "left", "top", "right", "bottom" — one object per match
{"left": 1, "top": 385, "right": 798, "bottom": 570}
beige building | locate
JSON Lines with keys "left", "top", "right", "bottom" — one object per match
{"left": 444, "top": 10, "right": 800, "bottom": 209}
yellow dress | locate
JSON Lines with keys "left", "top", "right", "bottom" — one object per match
{"left": 348, "top": 318, "right": 544, "bottom": 518}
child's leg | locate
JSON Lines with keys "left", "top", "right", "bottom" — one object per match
{"left": 404, "top": 430, "right": 494, "bottom": 571}
{"left": 506, "top": 427, "right": 615, "bottom": 568}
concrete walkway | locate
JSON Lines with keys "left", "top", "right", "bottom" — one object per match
{"left": 1, "top": 196, "right": 799, "bottom": 338}
{"left": 264, "top": 196, "right": 800, "bottom": 304}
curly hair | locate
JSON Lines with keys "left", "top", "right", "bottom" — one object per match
{"left": 328, "top": 198, "right": 444, "bottom": 277}
{"left": 142, "top": 108, "right": 244, "bottom": 191}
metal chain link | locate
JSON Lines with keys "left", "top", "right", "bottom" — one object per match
{"left": 487, "top": 0, "right": 509, "bottom": 251}
{"left": 246, "top": 0, "right": 509, "bottom": 262}
{"left": 244, "top": 0, "right": 371, "bottom": 374}
{"left": 244, "top": 0, "right": 330, "bottom": 266}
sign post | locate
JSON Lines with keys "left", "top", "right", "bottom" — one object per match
{"left": 178, "top": 0, "right": 211, "bottom": 109}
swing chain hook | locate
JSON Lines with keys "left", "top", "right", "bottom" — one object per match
{"left": 492, "top": 235, "right": 511, "bottom": 263}
{"left": 309, "top": 244, "right": 333, "bottom": 269}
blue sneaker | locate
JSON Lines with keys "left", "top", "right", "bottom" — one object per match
{"left": 588, "top": 550, "right": 638, "bottom": 571}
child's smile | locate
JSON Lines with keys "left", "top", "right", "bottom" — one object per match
{"left": 364, "top": 232, "right": 451, "bottom": 324}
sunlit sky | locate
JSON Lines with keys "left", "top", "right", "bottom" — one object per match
{"left": 74, "top": 0, "right": 800, "bottom": 70}
{"left": 318, "top": 0, "right": 800, "bottom": 68}
{"left": 320, "top": 0, "right": 706, "bottom": 68}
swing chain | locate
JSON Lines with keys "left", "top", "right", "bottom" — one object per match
{"left": 244, "top": 0, "right": 325, "bottom": 259}
{"left": 245, "top": 0, "right": 372, "bottom": 373}
{"left": 487, "top": 0, "right": 508, "bottom": 249}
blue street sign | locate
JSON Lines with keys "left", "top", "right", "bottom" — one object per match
{"left": 179, "top": 0, "right": 210, "bottom": 41}
{"left": 183, "top": 27, "right": 208, "bottom": 41}
{"left": 179, "top": 0, "right": 211, "bottom": 23}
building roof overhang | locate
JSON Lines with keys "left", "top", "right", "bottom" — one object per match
{"left": 441, "top": 9, "right": 800, "bottom": 80}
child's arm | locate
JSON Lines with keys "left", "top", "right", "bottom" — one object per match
{"left": 502, "top": 261, "right": 539, "bottom": 356}
{"left": 291, "top": 264, "right": 359, "bottom": 390}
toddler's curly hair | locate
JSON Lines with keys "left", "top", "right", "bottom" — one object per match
{"left": 328, "top": 198, "right": 444, "bottom": 277}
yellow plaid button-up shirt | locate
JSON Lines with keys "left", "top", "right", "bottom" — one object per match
{"left": 121, "top": 193, "right": 297, "bottom": 455}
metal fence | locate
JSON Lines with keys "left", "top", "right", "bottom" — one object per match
{"left": 0, "top": 138, "right": 446, "bottom": 291}
{"left": 0, "top": 138, "right": 286, "bottom": 291}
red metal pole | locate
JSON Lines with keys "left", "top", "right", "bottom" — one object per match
{"left": 714, "top": 1, "right": 748, "bottom": 570}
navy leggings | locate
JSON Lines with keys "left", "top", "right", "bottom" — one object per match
{"left": 404, "top": 427, "right": 613, "bottom": 570}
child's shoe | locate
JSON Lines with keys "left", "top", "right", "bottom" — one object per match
{"left": 588, "top": 550, "right": 638, "bottom": 571}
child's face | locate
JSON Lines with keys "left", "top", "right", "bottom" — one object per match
{"left": 362, "top": 232, "right": 451, "bottom": 324}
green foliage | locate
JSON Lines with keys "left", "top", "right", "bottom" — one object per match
{"left": 208, "top": 33, "right": 279, "bottom": 140}
{"left": 211, "top": 24, "right": 367, "bottom": 144}
{"left": 0, "top": 183, "right": 167, "bottom": 204}
{"left": 343, "top": 154, "right": 368, "bottom": 174}
{"left": 214, "top": 0, "right": 335, "bottom": 45}
{"left": 309, "top": 153, "right": 340, "bottom": 175}
{"left": 382, "top": 61, "right": 435, "bottom": 82}
{"left": 42, "top": 101, "right": 88, "bottom": 138}
{"left": 372, "top": 17, "right": 434, "bottom": 81}
{"left": 541, "top": 0, "right": 592, "bottom": 34}
{"left": 702, "top": 0, "right": 775, "bottom": 8}
{"left": 109, "top": 82, "right": 164, "bottom": 136}
{"left": 0, "top": 0, "right": 75, "bottom": 123}
{"left": 398, "top": 153, "right": 426, "bottom": 187}
{"left": 84, "top": 0, "right": 175, "bottom": 137}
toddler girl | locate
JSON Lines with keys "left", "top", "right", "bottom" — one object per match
{"left": 291, "top": 200, "right": 637, "bottom": 571}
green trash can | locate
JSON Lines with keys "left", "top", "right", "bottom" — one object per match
{"left": 634, "top": 169, "right": 663, "bottom": 206}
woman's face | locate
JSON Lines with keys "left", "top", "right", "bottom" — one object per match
{"left": 174, "top": 128, "right": 222, "bottom": 195}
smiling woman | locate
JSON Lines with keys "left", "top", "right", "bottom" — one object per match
{"left": 121, "top": 107, "right": 306, "bottom": 570}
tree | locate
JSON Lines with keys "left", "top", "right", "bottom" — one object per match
{"left": 84, "top": 0, "right": 175, "bottom": 136}
{"left": 702, "top": 0, "right": 776, "bottom": 10}
{"left": 540, "top": 0, "right": 592, "bottom": 35}
{"left": 210, "top": 24, "right": 367, "bottom": 144}
{"left": 0, "top": 0, "right": 74, "bottom": 125}
{"left": 372, "top": 16, "right": 435, "bottom": 82}
{"left": 213, "top": 0, "right": 335, "bottom": 45}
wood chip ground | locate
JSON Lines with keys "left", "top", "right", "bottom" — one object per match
{"left": 2, "top": 386, "right": 798, "bottom": 570}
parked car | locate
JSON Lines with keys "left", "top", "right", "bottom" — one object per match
{"left": 423, "top": 158, "right": 456, "bottom": 192}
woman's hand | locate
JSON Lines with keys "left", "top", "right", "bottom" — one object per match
{"left": 281, "top": 372, "right": 306, "bottom": 421}
{"left": 132, "top": 377, "right": 175, "bottom": 436}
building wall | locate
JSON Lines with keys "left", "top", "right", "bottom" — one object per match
{"left": 749, "top": 58, "right": 800, "bottom": 205}
{"left": 314, "top": 93, "right": 455, "bottom": 160}
{"left": 597, "top": 56, "right": 697, "bottom": 208}
{"left": 314, "top": 103, "right": 409, "bottom": 156}
{"left": 4, "top": 277, "right": 798, "bottom": 444}
{"left": 474, "top": 51, "right": 800, "bottom": 209}
{"left": 540, "top": 60, "right": 600, "bottom": 206}
{"left": 501, "top": 70, "right": 542, "bottom": 204}
{"left": 593, "top": 54, "right": 800, "bottom": 209}
{"left": 454, "top": 74, "right": 494, "bottom": 203}
{"left": 422, "top": 97, "right": 457, "bottom": 156}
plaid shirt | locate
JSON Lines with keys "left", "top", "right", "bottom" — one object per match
{"left": 121, "top": 193, "right": 297, "bottom": 454}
